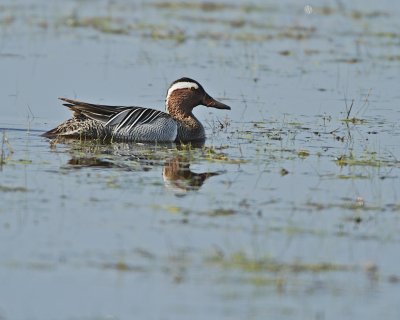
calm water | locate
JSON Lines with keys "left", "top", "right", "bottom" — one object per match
{"left": 1, "top": 0, "right": 400, "bottom": 319}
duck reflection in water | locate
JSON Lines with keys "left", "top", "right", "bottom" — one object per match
{"left": 162, "top": 156, "right": 221, "bottom": 193}
{"left": 63, "top": 141, "right": 223, "bottom": 194}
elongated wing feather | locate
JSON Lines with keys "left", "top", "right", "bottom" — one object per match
{"left": 59, "top": 97, "right": 131, "bottom": 123}
{"left": 59, "top": 97, "right": 168, "bottom": 133}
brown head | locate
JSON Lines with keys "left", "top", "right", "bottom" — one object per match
{"left": 165, "top": 77, "right": 231, "bottom": 118}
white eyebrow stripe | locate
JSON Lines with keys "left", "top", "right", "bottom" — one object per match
{"left": 167, "top": 82, "right": 199, "bottom": 99}
{"left": 165, "top": 81, "right": 199, "bottom": 112}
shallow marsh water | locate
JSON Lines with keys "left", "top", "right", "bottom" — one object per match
{"left": 1, "top": 0, "right": 400, "bottom": 319}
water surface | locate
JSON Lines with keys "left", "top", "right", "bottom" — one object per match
{"left": 1, "top": 1, "right": 400, "bottom": 319}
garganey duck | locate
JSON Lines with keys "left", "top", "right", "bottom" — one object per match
{"left": 43, "top": 77, "right": 231, "bottom": 142}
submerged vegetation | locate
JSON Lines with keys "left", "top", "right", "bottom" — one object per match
{"left": 1, "top": 0, "right": 397, "bottom": 60}
{"left": 61, "top": 15, "right": 129, "bottom": 35}
{"left": 335, "top": 153, "right": 398, "bottom": 168}
{"left": 206, "top": 251, "right": 353, "bottom": 273}
{"left": 0, "top": 132, "right": 13, "bottom": 170}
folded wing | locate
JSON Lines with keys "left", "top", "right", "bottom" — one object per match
{"left": 59, "top": 97, "right": 167, "bottom": 133}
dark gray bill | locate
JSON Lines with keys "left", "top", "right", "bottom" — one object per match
{"left": 203, "top": 93, "right": 231, "bottom": 110}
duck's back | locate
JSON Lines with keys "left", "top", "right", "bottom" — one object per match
{"left": 43, "top": 98, "right": 178, "bottom": 142}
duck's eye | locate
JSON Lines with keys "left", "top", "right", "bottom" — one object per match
{"left": 190, "top": 87, "right": 196, "bottom": 91}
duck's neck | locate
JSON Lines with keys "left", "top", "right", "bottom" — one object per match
{"left": 169, "top": 111, "right": 205, "bottom": 142}
{"left": 167, "top": 100, "right": 205, "bottom": 142}
{"left": 178, "top": 114, "right": 205, "bottom": 142}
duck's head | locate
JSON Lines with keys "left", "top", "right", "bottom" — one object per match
{"left": 165, "top": 77, "right": 231, "bottom": 116}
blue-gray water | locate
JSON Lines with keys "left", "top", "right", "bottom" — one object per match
{"left": 1, "top": 1, "right": 400, "bottom": 319}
